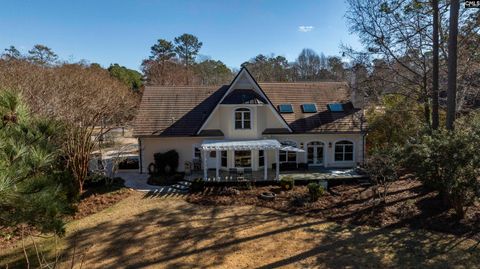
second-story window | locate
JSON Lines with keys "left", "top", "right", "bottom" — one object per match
{"left": 235, "top": 108, "right": 251, "bottom": 129}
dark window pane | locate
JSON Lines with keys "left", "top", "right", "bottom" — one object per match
{"left": 221, "top": 151, "right": 227, "bottom": 167}
{"left": 344, "top": 153, "right": 353, "bottom": 161}
{"left": 235, "top": 120, "right": 242, "bottom": 129}
{"left": 335, "top": 145, "right": 343, "bottom": 152}
{"left": 235, "top": 113, "right": 242, "bottom": 120}
{"left": 244, "top": 112, "right": 250, "bottom": 120}
{"left": 288, "top": 152, "right": 296, "bottom": 162}
{"left": 244, "top": 120, "right": 251, "bottom": 129}
{"left": 335, "top": 153, "right": 343, "bottom": 161}
{"left": 345, "top": 145, "right": 353, "bottom": 153}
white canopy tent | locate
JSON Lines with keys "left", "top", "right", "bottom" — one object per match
{"left": 200, "top": 139, "right": 282, "bottom": 180}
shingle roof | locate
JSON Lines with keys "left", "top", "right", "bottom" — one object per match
{"left": 133, "top": 85, "right": 228, "bottom": 136}
{"left": 133, "top": 82, "right": 365, "bottom": 137}
{"left": 259, "top": 82, "right": 365, "bottom": 133}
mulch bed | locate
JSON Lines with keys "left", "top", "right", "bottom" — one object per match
{"left": 70, "top": 186, "right": 132, "bottom": 221}
{"left": 0, "top": 179, "right": 132, "bottom": 248}
{"left": 186, "top": 178, "right": 480, "bottom": 236}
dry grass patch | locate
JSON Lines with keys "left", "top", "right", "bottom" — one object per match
{"left": 1, "top": 191, "right": 480, "bottom": 268}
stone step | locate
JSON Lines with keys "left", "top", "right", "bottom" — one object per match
{"left": 171, "top": 184, "right": 190, "bottom": 190}
{"left": 176, "top": 180, "right": 192, "bottom": 186}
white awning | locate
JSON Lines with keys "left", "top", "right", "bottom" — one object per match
{"left": 280, "top": 146, "right": 305, "bottom": 153}
{"left": 201, "top": 139, "right": 281, "bottom": 151}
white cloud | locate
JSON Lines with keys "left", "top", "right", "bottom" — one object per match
{"left": 298, "top": 26, "right": 314, "bottom": 32}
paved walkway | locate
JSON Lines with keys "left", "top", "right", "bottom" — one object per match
{"left": 115, "top": 171, "right": 188, "bottom": 195}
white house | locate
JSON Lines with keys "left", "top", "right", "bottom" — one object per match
{"left": 133, "top": 67, "right": 366, "bottom": 180}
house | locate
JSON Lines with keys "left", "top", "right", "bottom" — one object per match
{"left": 133, "top": 67, "right": 366, "bottom": 180}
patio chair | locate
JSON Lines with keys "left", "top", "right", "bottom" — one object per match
{"left": 229, "top": 168, "right": 238, "bottom": 181}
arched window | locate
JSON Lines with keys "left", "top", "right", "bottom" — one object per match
{"left": 280, "top": 141, "right": 297, "bottom": 163}
{"left": 235, "top": 108, "right": 251, "bottom": 129}
{"left": 335, "top": 140, "right": 354, "bottom": 161}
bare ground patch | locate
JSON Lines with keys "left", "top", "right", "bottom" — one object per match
{"left": 187, "top": 178, "right": 480, "bottom": 236}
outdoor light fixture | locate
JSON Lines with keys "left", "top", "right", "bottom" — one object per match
{"left": 328, "top": 142, "right": 332, "bottom": 148}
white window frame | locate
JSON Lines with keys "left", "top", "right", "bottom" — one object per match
{"left": 334, "top": 140, "right": 354, "bottom": 162}
{"left": 234, "top": 107, "right": 252, "bottom": 130}
{"left": 192, "top": 144, "right": 202, "bottom": 161}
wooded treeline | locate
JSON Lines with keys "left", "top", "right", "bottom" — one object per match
{"left": 141, "top": 34, "right": 352, "bottom": 86}
{"left": 355, "top": 0, "right": 480, "bottom": 219}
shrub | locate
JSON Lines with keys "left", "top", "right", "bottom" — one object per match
{"left": 290, "top": 195, "right": 307, "bottom": 207}
{"left": 280, "top": 176, "right": 294, "bottom": 191}
{"left": 307, "top": 183, "right": 325, "bottom": 202}
{"left": 404, "top": 113, "right": 480, "bottom": 219}
{"left": 190, "top": 178, "right": 205, "bottom": 193}
{"left": 153, "top": 150, "right": 179, "bottom": 175}
{"left": 365, "top": 148, "right": 400, "bottom": 204}
{"left": 218, "top": 187, "right": 240, "bottom": 196}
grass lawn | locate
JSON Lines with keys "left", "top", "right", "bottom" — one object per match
{"left": 1, "top": 191, "right": 479, "bottom": 268}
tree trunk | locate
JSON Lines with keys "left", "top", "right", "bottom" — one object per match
{"left": 423, "top": 75, "right": 431, "bottom": 128}
{"left": 431, "top": 0, "right": 440, "bottom": 130}
{"left": 446, "top": 0, "right": 460, "bottom": 130}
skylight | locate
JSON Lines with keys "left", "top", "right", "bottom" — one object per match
{"left": 327, "top": 103, "right": 344, "bottom": 112}
{"left": 301, "top": 104, "right": 317, "bottom": 113}
{"left": 278, "top": 104, "right": 293, "bottom": 113}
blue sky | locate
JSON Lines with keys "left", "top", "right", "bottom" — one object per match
{"left": 0, "top": 0, "right": 361, "bottom": 71}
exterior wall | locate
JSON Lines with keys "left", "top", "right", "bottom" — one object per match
{"left": 203, "top": 104, "right": 287, "bottom": 139}
{"left": 139, "top": 137, "right": 205, "bottom": 173}
{"left": 268, "top": 133, "right": 365, "bottom": 168}
{"left": 139, "top": 133, "right": 365, "bottom": 173}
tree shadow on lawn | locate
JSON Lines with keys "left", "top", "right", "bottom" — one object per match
{"left": 56, "top": 200, "right": 480, "bottom": 269}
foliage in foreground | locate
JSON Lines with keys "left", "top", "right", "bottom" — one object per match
{"left": 404, "top": 113, "right": 480, "bottom": 218}
{"left": 0, "top": 90, "right": 73, "bottom": 234}
{"left": 366, "top": 148, "right": 400, "bottom": 204}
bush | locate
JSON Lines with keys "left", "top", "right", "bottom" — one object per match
{"left": 365, "top": 148, "right": 400, "bottom": 204}
{"left": 153, "top": 150, "right": 179, "bottom": 175}
{"left": 404, "top": 113, "right": 480, "bottom": 218}
{"left": 290, "top": 195, "right": 307, "bottom": 207}
{"left": 280, "top": 176, "right": 294, "bottom": 191}
{"left": 218, "top": 187, "right": 240, "bottom": 196}
{"left": 190, "top": 178, "right": 205, "bottom": 193}
{"left": 307, "top": 183, "right": 325, "bottom": 202}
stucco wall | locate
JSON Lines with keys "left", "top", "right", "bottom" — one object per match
{"left": 203, "top": 104, "right": 287, "bottom": 139}
{"left": 139, "top": 133, "right": 364, "bottom": 173}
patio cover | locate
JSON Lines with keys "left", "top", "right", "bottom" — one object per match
{"left": 280, "top": 145, "right": 305, "bottom": 153}
{"left": 201, "top": 139, "right": 281, "bottom": 151}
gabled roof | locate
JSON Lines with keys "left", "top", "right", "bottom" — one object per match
{"left": 133, "top": 70, "right": 365, "bottom": 137}
{"left": 196, "top": 67, "right": 293, "bottom": 134}
{"left": 133, "top": 85, "right": 228, "bottom": 136}
{"left": 221, "top": 89, "right": 267, "bottom": 104}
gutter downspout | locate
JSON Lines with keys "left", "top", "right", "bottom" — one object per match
{"left": 138, "top": 138, "right": 143, "bottom": 174}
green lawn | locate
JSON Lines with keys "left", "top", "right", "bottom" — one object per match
{"left": 1, "top": 191, "right": 479, "bottom": 268}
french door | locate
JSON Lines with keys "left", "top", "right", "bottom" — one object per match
{"left": 307, "top": 141, "right": 324, "bottom": 165}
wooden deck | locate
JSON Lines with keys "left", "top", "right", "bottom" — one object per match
{"left": 187, "top": 168, "right": 367, "bottom": 182}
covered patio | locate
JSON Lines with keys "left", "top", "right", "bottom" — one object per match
{"left": 200, "top": 139, "right": 283, "bottom": 181}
